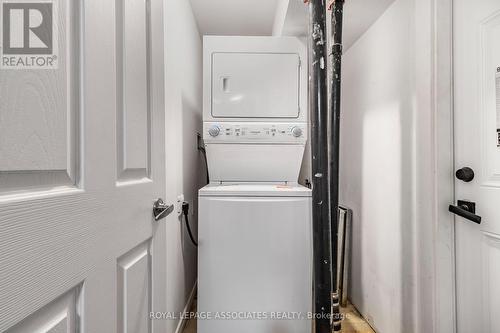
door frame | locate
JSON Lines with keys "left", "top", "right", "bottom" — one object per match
{"left": 422, "top": 0, "right": 456, "bottom": 331}
{"left": 435, "top": 0, "right": 456, "bottom": 331}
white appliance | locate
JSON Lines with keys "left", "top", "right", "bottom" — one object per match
{"left": 198, "top": 36, "right": 312, "bottom": 333}
{"left": 202, "top": 36, "right": 308, "bottom": 184}
{"left": 198, "top": 185, "right": 312, "bottom": 333}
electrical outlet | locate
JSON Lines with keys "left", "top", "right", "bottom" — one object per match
{"left": 177, "top": 194, "right": 185, "bottom": 215}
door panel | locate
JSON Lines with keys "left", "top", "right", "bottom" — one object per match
{"left": 454, "top": 1, "right": 500, "bottom": 332}
{"left": 116, "top": 0, "right": 151, "bottom": 181}
{"left": 5, "top": 286, "right": 81, "bottom": 333}
{"left": 0, "top": 0, "right": 80, "bottom": 192}
{"left": 0, "top": 0, "right": 166, "bottom": 332}
{"left": 479, "top": 13, "right": 500, "bottom": 187}
{"left": 481, "top": 232, "right": 500, "bottom": 332}
{"left": 117, "top": 240, "right": 152, "bottom": 333}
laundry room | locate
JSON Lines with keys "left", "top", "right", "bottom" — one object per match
{"left": 1, "top": 0, "right": 497, "bottom": 332}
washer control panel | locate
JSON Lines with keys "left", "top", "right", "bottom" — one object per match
{"left": 204, "top": 122, "right": 307, "bottom": 143}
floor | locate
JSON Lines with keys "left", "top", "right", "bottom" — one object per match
{"left": 339, "top": 303, "right": 376, "bottom": 333}
{"left": 182, "top": 296, "right": 375, "bottom": 333}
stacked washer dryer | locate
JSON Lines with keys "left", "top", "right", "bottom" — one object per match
{"left": 198, "top": 36, "right": 312, "bottom": 333}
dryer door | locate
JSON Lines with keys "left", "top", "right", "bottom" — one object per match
{"left": 211, "top": 53, "right": 300, "bottom": 119}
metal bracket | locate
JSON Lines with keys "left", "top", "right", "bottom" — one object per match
{"left": 458, "top": 200, "right": 476, "bottom": 214}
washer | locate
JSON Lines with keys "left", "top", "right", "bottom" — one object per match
{"left": 198, "top": 184, "right": 312, "bottom": 333}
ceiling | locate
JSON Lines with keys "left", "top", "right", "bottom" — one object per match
{"left": 342, "top": 0, "right": 396, "bottom": 49}
{"left": 189, "top": 0, "right": 281, "bottom": 36}
{"left": 189, "top": 0, "right": 397, "bottom": 50}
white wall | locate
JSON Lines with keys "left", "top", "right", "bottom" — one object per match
{"left": 164, "top": 0, "right": 205, "bottom": 332}
{"left": 272, "top": 0, "right": 289, "bottom": 36}
{"left": 340, "top": 0, "right": 433, "bottom": 332}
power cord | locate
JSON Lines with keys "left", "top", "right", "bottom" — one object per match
{"left": 182, "top": 202, "right": 198, "bottom": 247}
{"left": 197, "top": 133, "right": 210, "bottom": 184}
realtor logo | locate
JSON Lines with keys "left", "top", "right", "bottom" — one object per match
{"left": 1, "top": 0, "right": 58, "bottom": 69}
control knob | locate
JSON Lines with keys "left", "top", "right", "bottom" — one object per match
{"left": 291, "top": 126, "right": 303, "bottom": 138}
{"left": 208, "top": 125, "right": 221, "bottom": 137}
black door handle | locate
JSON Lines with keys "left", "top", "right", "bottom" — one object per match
{"left": 449, "top": 200, "right": 481, "bottom": 224}
{"left": 456, "top": 167, "right": 475, "bottom": 182}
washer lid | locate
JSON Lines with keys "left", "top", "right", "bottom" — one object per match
{"left": 199, "top": 184, "right": 312, "bottom": 197}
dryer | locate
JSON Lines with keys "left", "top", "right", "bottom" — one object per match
{"left": 198, "top": 36, "right": 312, "bottom": 333}
{"left": 202, "top": 36, "right": 308, "bottom": 184}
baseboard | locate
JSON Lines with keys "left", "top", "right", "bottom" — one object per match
{"left": 174, "top": 281, "right": 198, "bottom": 333}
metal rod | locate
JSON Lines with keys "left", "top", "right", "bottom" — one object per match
{"left": 330, "top": 1, "right": 345, "bottom": 331}
{"left": 307, "top": 1, "right": 333, "bottom": 332}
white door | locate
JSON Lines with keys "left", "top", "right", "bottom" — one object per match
{"left": 454, "top": 0, "right": 500, "bottom": 332}
{"left": 0, "top": 0, "right": 167, "bottom": 331}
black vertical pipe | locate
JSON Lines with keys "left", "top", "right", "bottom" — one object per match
{"left": 308, "top": 1, "right": 332, "bottom": 332}
{"left": 330, "top": 1, "right": 345, "bottom": 331}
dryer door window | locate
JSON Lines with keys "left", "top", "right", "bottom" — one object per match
{"left": 211, "top": 53, "right": 300, "bottom": 118}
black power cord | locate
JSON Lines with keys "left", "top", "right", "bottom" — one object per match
{"left": 182, "top": 202, "right": 198, "bottom": 247}
{"left": 197, "top": 133, "right": 210, "bottom": 184}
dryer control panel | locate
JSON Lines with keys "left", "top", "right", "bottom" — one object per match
{"left": 204, "top": 122, "right": 307, "bottom": 143}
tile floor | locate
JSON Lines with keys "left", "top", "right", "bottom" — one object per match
{"left": 181, "top": 296, "right": 375, "bottom": 333}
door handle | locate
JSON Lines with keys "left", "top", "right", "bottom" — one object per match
{"left": 448, "top": 200, "right": 481, "bottom": 224}
{"left": 456, "top": 167, "right": 475, "bottom": 182}
{"left": 153, "top": 198, "right": 174, "bottom": 221}
{"left": 221, "top": 77, "right": 229, "bottom": 92}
